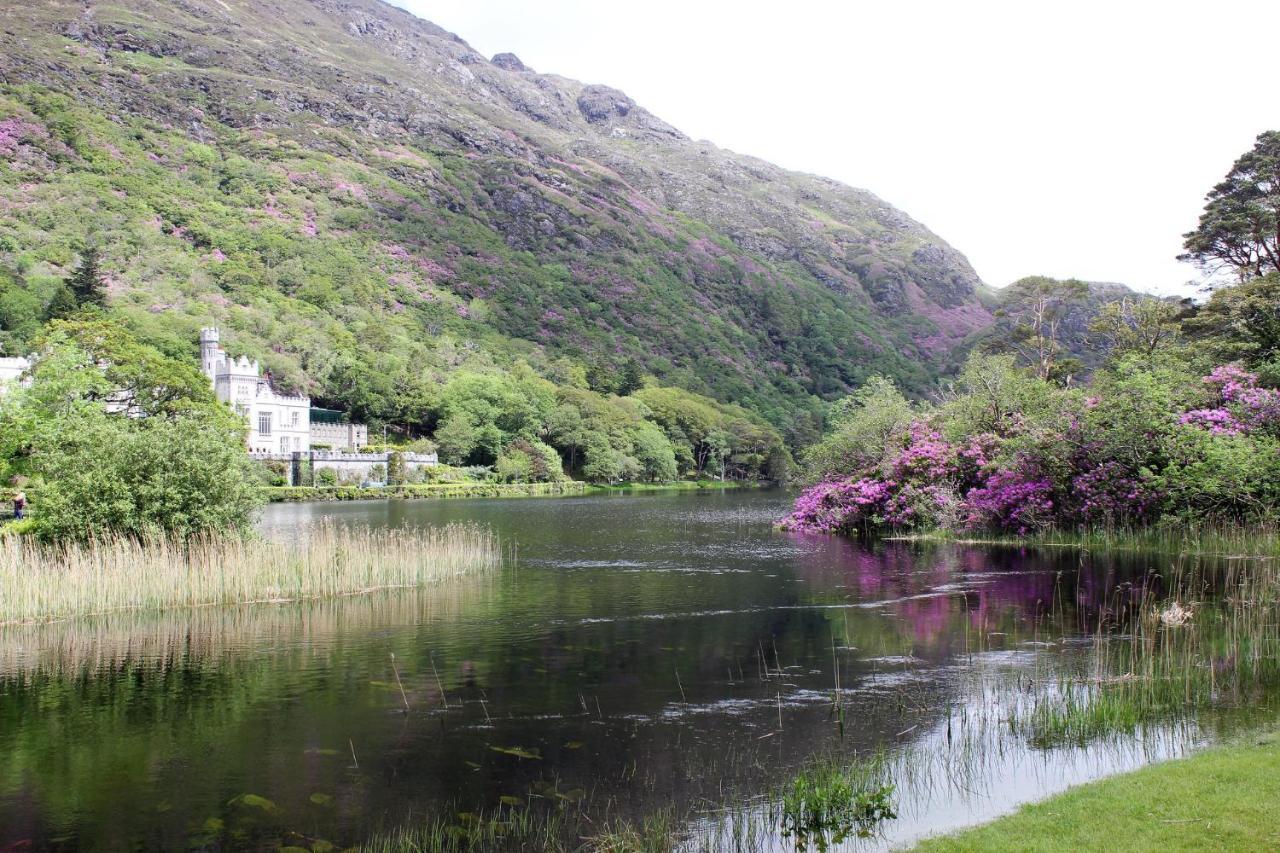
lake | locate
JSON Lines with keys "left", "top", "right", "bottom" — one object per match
{"left": 0, "top": 489, "right": 1266, "bottom": 849}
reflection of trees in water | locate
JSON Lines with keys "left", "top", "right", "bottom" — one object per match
{"left": 786, "top": 537, "right": 1192, "bottom": 654}
{"left": 0, "top": 584, "right": 499, "bottom": 849}
{"left": 2, "top": 526, "right": 1232, "bottom": 850}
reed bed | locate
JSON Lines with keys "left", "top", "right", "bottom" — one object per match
{"left": 0, "top": 579, "right": 492, "bottom": 681}
{"left": 893, "top": 523, "right": 1280, "bottom": 558}
{"left": 0, "top": 522, "right": 501, "bottom": 624}
{"left": 1009, "top": 556, "right": 1280, "bottom": 747}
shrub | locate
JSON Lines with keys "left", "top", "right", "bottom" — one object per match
{"left": 784, "top": 354, "right": 1280, "bottom": 536}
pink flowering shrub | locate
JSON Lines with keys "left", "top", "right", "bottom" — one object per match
{"left": 960, "top": 466, "right": 1055, "bottom": 534}
{"left": 780, "top": 478, "right": 892, "bottom": 534}
{"left": 785, "top": 360, "right": 1280, "bottom": 537}
{"left": 1182, "top": 365, "right": 1280, "bottom": 435}
{"left": 781, "top": 420, "right": 967, "bottom": 533}
{"left": 1069, "top": 461, "right": 1156, "bottom": 526}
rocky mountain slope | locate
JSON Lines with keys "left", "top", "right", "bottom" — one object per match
{"left": 0, "top": 0, "right": 994, "bottom": 439}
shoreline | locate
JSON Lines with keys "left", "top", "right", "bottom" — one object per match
{"left": 877, "top": 526, "right": 1280, "bottom": 558}
{"left": 912, "top": 727, "right": 1280, "bottom": 850}
{"left": 264, "top": 479, "right": 767, "bottom": 503}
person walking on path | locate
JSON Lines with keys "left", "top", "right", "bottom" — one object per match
{"left": 12, "top": 490, "right": 26, "bottom": 520}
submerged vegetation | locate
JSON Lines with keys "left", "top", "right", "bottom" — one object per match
{"left": 0, "top": 522, "right": 499, "bottom": 623}
{"left": 361, "top": 751, "right": 898, "bottom": 853}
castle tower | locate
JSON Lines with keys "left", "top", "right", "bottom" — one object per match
{"left": 199, "top": 327, "right": 222, "bottom": 381}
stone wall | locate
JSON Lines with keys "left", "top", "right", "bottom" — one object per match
{"left": 251, "top": 450, "right": 437, "bottom": 486}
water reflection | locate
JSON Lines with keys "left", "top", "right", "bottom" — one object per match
{"left": 0, "top": 491, "right": 1249, "bottom": 849}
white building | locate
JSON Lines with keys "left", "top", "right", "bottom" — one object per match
{"left": 200, "top": 328, "right": 311, "bottom": 454}
{"left": 0, "top": 356, "right": 31, "bottom": 395}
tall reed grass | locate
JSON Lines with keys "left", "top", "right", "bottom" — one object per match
{"left": 1011, "top": 555, "right": 1280, "bottom": 747}
{"left": 0, "top": 523, "right": 500, "bottom": 624}
{"left": 0, "top": 580, "right": 492, "bottom": 680}
{"left": 897, "top": 523, "right": 1280, "bottom": 558}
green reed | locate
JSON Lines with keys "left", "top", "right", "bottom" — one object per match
{"left": 0, "top": 522, "right": 500, "bottom": 624}
{"left": 898, "top": 521, "right": 1280, "bottom": 558}
{"left": 1011, "top": 555, "right": 1280, "bottom": 747}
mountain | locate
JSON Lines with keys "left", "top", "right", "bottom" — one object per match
{"left": 0, "top": 0, "right": 994, "bottom": 441}
{"left": 976, "top": 276, "right": 1167, "bottom": 376}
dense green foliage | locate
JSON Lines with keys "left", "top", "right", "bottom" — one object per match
{"left": 788, "top": 288, "right": 1280, "bottom": 536}
{"left": 0, "top": 321, "right": 262, "bottom": 540}
{"left": 0, "top": 76, "right": 951, "bottom": 448}
{"left": 789, "top": 132, "right": 1280, "bottom": 538}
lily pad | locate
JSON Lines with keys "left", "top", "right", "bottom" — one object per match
{"left": 229, "top": 793, "right": 279, "bottom": 813}
{"left": 309, "top": 793, "right": 334, "bottom": 807}
{"left": 498, "top": 795, "right": 523, "bottom": 807}
{"left": 563, "top": 741, "right": 585, "bottom": 750}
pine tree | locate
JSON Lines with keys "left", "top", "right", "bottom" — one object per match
{"left": 617, "top": 358, "right": 645, "bottom": 396}
{"left": 68, "top": 248, "right": 107, "bottom": 307}
{"left": 43, "top": 284, "right": 80, "bottom": 321}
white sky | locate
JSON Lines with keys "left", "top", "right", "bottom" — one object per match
{"left": 392, "top": 0, "right": 1279, "bottom": 296}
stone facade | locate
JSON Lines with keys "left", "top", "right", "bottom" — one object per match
{"left": 310, "top": 420, "right": 368, "bottom": 451}
{"left": 200, "top": 328, "right": 311, "bottom": 454}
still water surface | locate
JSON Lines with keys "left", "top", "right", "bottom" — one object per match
{"left": 0, "top": 490, "right": 1250, "bottom": 849}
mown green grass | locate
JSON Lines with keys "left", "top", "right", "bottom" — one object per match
{"left": 914, "top": 732, "right": 1280, "bottom": 852}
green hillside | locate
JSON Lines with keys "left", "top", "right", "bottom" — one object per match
{"left": 0, "top": 0, "right": 998, "bottom": 446}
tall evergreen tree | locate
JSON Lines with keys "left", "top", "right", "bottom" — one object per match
{"left": 617, "top": 358, "right": 645, "bottom": 396}
{"left": 1181, "top": 131, "right": 1280, "bottom": 283}
{"left": 67, "top": 248, "right": 107, "bottom": 307}
{"left": 43, "top": 285, "right": 80, "bottom": 321}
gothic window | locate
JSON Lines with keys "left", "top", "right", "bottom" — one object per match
{"left": 280, "top": 436, "right": 289, "bottom": 453}
{"left": 258, "top": 412, "right": 272, "bottom": 435}
{"left": 291, "top": 411, "right": 300, "bottom": 427}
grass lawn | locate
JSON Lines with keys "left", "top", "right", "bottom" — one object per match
{"left": 914, "top": 732, "right": 1280, "bottom": 852}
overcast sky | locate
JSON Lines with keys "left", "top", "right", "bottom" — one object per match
{"left": 392, "top": 0, "right": 1278, "bottom": 296}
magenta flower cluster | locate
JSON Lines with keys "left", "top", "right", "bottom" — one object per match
{"left": 1181, "top": 365, "right": 1280, "bottom": 435}
{"left": 960, "top": 466, "right": 1054, "bottom": 535}
{"left": 1070, "top": 460, "right": 1155, "bottom": 525}
{"left": 785, "top": 363, "right": 1280, "bottom": 538}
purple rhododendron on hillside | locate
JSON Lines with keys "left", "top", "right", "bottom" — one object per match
{"left": 1178, "top": 407, "right": 1243, "bottom": 435}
